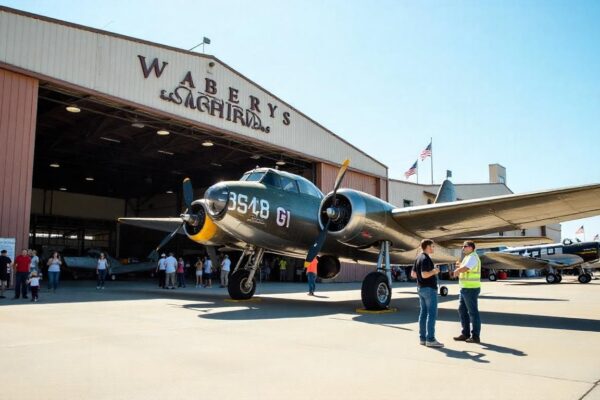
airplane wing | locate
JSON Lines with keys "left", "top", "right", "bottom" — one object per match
{"left": 392, "top": 184, "right": 600, "bottom": 241}
{"left": 118, "top": 217, "right": 183, "bottom": 234}
{"left": 481, "top": 252, "right": 584, "bottom": 270}
{"left": 440, "top": 236, "right": 554, "bottom": 249}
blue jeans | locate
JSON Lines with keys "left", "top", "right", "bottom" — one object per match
{"left": 48, "top": 271, "right": 60, "bottom": 290}
{"left": 307, "top": 272, "right": 316, "bottom": 293}
{"left": 459, "top": 288, "right": 481, "bottom": 337}
{"left": 417, "top": 286, "right": 438, "bottom": 342}
{"left": 97, "top": 269, "right": 107, "bottom": 287}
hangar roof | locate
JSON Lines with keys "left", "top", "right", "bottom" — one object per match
{"left": 0, "top": 6, "right": 387, "bottom": 178}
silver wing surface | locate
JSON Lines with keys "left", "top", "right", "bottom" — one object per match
{"left": 481, "top": 252, "right": 584, "bottom": 270}
{"left": 440, "top": 236, "right": 554, "bottom": 249}
{"left": 118, "top": 218, "right": 183, "bottom": 234}
{"left": 392, "top": 184, "right": 600, "bottom": 241}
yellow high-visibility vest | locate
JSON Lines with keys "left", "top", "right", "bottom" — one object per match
{"left": 459, "top": 252, "right": 481, "bottom": 289}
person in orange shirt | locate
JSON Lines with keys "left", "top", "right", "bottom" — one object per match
{"left": 305, "top": 258, "right": 318, "bottom": 296}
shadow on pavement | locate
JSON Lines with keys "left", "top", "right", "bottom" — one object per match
{"left": 434, "top": 347, "right": 491, "bottom": 363}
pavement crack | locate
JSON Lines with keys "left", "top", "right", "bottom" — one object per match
{"left": 579, "top": 378, "right": 600, "bottom": 400}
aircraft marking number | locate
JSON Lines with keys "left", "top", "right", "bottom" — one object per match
{"left": 228, "top": 192, "right": 269, "bottom": 219}
{"left": 276, "top": 207, "right": 291, "bottom": 228}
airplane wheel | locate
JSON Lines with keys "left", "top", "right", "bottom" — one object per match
{"left": 556, "top": 274, "right": 562, "bottom": 283}
{"left": 578, "top": 273, "right": 592, "bottom": 284}
{"left": 546, "top": 273, "right": 557, "bottom": 284}
{"left": 228, "top": 270, "right": 256, "bottom": 300}
{"left": 439, "top": 286, "right": 449, "bottom": 297}
{"left": 361, "top": 272, "right": 391, "bottom": 310}
{"left": 488, "top": 273, "right": 497, "bottom": 282}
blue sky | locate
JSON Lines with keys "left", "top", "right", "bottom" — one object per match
{"left": 2, "top": 0, "right": 599, "bottom": 240}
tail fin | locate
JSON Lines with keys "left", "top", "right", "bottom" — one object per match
{"left": 434, "top": 179, "right": 457, "bottom": 204}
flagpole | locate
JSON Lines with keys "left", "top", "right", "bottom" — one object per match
{"left": 416, "top": 163, "right": 419, "bottom": 184}
{"left": 430, "top": 137, "right": 433, "bottom": 184}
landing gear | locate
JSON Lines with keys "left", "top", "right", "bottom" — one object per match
{"left": 361, "top": 241, "right": 392, "bottom": 310}
{"left": 439, "top": 286, "right": 449, "bottom": 297}
{"left": 228, "top": 247, "right": 264, "bottom": 300}
{"left": 555, "top": 273, "right": 562, "bottom": 283}
{"left": 578, "top": 273, "right": 592, "bottom": 284}
{"left": 546, "top": 273, "right": 558, "bottom": 284}
{"left": 488, "top": 273, "right": 497, "bottom": 282}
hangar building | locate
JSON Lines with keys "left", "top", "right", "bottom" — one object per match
{"left": 0, "top": 7, "right": 559, "bottom": 282}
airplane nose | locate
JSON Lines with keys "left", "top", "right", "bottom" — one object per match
{"left": 204, "top": 183, "right": 230, "bottom": 218}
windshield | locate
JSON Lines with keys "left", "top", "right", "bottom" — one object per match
{"left": 240, "top": 171, "right": 266, "bottom": 182}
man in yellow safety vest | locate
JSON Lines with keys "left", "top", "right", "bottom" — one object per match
{"left": 452, "top": 240, "right": 482, "bottom": 343}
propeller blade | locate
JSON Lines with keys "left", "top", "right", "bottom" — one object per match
{"left": 332, "top": 158, "right": 350, "bottom": 195}
{"left": 304, "top": 159, "right": 350, "bottom": 263}
{"left": 183, "top": 178, "right": 194, "bottom": 210}
{"left": 147, "top": 222, "right": 183, "bottom": 259}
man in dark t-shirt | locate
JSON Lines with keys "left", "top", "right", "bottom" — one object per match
{"left": 412, "top": 239, "right": 443, "bottom": 348}
{"left": 0, "top": 250, "right": 11, "bottom": 299}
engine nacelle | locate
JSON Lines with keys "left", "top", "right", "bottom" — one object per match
{"left": 317, "top": 255, "right": 341, "bottom": 280}
{"left": 183, "top": 200, "right": 236, "bottom": 246}
{"left": 319, "top": 189, "right": 405, "bottom": 248}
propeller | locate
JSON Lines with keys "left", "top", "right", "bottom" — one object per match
{"left": 147, "top": 178, "right": 196, "bottom": 260}
{"left": 305, "top": 159, "right": 350, "bottom": 264}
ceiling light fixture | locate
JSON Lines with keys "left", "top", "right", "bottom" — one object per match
{"left": 157, "top": 129, "right": 170, "bottom": 136}
{"left": 100, "top": 136, "right": 121, "bottom": 143}
{"left": 131, "top": 120, "right": 145, "bottom": 129}
{"left": 166, "top": 190, "right": 174, "bottom": 194}
{"left": 85, "top": 177, "right": 94, "bottom": 181}
{"left": 158, "top": 150, "right": 174, "bottom": 156}
{"left": 202, "top": 140, "right": 214, "bottom": 147}
{"left": 250, "top": 155, "right": 261, "bottom": 160}
{"left": 59, "top": 187, "right": 67, "bottom": 191}
{"left": 49, "top": 163, "right": 60, "bottom": 168}
{"left": 65, "top": 105, "right": 81, "bottom": 113}
{"left": 276, "top": 160, "right": 286, "bottom": 166}
{"left": 211, "top": 162, "right": 222, "bottom": 167}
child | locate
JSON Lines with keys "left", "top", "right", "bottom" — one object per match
{"left": 28, "top": 272, "right": 41, "bottom": 302}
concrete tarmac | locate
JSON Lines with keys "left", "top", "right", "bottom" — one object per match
{"left": 1, "top": 277, "right": 599, "bottom": 400}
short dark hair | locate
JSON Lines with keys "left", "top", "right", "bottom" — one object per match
{"left": 421, "top": 239, "right": 434, "bottom": 251}
{"left": 463, "top": 240, "right": 476, "bottom": 249}
{"left": 0, "top": 250, "right": 7, "bottom": 254}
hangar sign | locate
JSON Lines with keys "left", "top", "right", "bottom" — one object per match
{"left": 137, "top": 55, "right": 291, "bottom": 134}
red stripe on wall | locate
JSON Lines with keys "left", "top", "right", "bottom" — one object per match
{"left": 0, "top": 68, "right": 38, "bottom": 252}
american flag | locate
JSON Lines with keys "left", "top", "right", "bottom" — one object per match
{"left": 420, "top": 142, "right": 432, "bottom": 161}
{"left": 594, "top": 233, "right": 599, "bottom": 241}
{"left": 576, "top": 225, "right": 584, "bottom": 235}
{"left": 404, "top": 160, "right": 418, "bottom": 179}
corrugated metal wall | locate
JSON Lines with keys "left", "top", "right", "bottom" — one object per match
{"left": 0, "top": 68, "right": 38, "bottom": 252}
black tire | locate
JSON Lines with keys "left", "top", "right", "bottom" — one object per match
{"left": 556, "top": 274, "right": 562, "bottom": 283}
{"left": 228, "top": 270, "right": 256, "bottom": 300}
{"left": 546, "top": 273, "right": 557, "bottom": 284}
{"left": 439, "top": 286, "right": 449, "bottom": 297}
{"left": 361, "top": 272, "right": 391, "bottom": 310}
{"left": 578, "top": 273, "right": 592, "bottom": 284}
{"left": 488, "top": 273, "right": 497, "bottom": 282}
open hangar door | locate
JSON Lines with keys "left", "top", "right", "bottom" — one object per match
{"left": 30, "top": 83, "right": 314, "bottom": 263}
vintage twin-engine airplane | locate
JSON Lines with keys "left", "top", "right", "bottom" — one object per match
{"left": 481, "top": 240, "right": 600, "bottom": 284}
{"left": 119, "top": 160, "right": 600, "bottom": 309}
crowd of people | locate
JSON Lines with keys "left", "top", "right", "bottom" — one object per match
{"left": 156, "top": 252, "right": 232, "bottom": 289}
{"left": 0, "top": 248, "right": 61, "bottom": 302}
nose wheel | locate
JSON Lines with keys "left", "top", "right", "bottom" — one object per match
{"left": 227, "top": 247, "right": 264, "bottom": 300}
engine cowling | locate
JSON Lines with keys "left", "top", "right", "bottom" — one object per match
{"left": 317, "top": 255, "right": 341, "bottom": 280}
{"left": 319, "top": 189, "right": 407, "bottom": 248}
{"left": 183, "top": 200, "right": 235, "bottom": 246}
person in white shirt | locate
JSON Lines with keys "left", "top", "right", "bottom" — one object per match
{"left": 27, "top": 271, "right": 41, "bottom": 302}
{"left": 156, "top": 254, "right": 167, "bottom": 289}
{"left": 29, "top": 249, "right": 40, "bottom": 276}
{"left": 165, "top": 253, "right": 177, "bottom": 289}
{"left": 195, "top": 257, "right": 203, "bottom": 288}
{"left": 96, "top": 253, "right": 110, "bottom": 290}
{"left": 203, "top": 257, "right": 212, "bottom": 288}
{"left": 220, "top": 255, "right": 231, "bottom": 287}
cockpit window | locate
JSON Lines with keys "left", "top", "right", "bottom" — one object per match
{"left": 280, "top": 176, "right": 299, "bottom": 193}
{"left": 297, "top": 178, "right": 323, "bottom": 199}
{"left": 241, "top": 171, "right": 265, "bottom": 182}
{"left": 261, "top": 171, "right": 281, "bottom": 188}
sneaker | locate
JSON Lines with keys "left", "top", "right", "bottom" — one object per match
{"left": 419, "top": 340, "right": 426, "bottom": 346}
{"left": 426, "top": 340, "right": 444, "bottom": 348}
{"left": 466, "top": 336, "right": 480, "bottom": 344}
{"left": 34, "top": 298, "right": 38, "bottom": 302}
{"left": 453, "top": 334, "right": 469, "bottom": 341}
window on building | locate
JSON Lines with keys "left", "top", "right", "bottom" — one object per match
{"left": 403, "top": 199, "right": 413, "bottom": 207}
